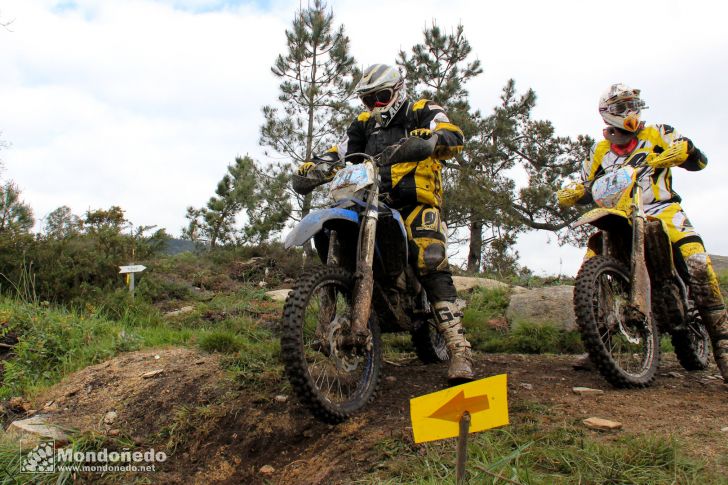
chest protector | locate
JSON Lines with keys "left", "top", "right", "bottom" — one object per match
{"left": 362, "top": 102, "right": 443, "bottom": 209}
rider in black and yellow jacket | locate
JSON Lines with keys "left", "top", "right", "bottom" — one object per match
{"left": 298, "top": 64, "right": 473, "bottom": 384}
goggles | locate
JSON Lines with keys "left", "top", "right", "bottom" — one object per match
{"left": 605, "top": 98, "right": 646, "bottom": 115}
{"left": 360, "top": 88, "right": 394, "bottom": 109}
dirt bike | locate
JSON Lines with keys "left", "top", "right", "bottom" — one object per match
{"left": 572, "top": 162, "right": 710, "bottom": 388}
{"left": 281, "top": 137, "right": 449, "bottom": 424}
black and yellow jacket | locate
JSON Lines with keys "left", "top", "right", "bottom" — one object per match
{"left": 316, "top": 98, "right": 464, "bottom": 209}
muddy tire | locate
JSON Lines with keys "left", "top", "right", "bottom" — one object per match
{"left": 411, "top": 320, "right": 449, "bottom": 364}
{"left": 574, "top": 255, "right": 659, "bottom": 388}
{"left": 281, "top": 266, "right": 381, "bottom": 424}
{"left": 671, "top": 308, "right": 710, "bottom": 371}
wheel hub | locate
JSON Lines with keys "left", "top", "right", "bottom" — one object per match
{"left": 327, "top": 315, "right": 361, "bottom": 372}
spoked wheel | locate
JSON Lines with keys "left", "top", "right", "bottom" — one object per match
{"left": 411, "top": 319, "right": 449, "bottom": 364}
{"left": 281, "top": 266, "right": 381, "bottom": 424}
{"left": 574, "top": 255, "right": 659, "bottom": 388}
{"left": 671, "top": 304, "right": 710, "bottom": 371}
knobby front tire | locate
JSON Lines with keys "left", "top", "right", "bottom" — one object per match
{"left": 574, "top": 255, "right": 659, "bottom": 388}
{"left": 280, "top": 266, "right": 382, "bottom": 424}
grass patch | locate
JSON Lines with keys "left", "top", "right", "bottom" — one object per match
{"left": 478, "top": 323, "right": 583, "bottom": 355}
{"left": 366, "top": 421, "right": 713, "bottom": 484}
{"left": 0, "top": 281, "right": 283, "bottom": 399}
{"left": 0, "top": 430, "right": 144, "bottom": 485}
{"left": 159, "top": 402, "right": 229, "bottom": 455}
{"left": 463, "top": 287, "right": 583, "bottom": 355}
{"left": 465, "top": 287, "right": 511, "bottom": 321}
{"left": 379, "top": 287, "right": 584, "bottom": 358}
{"left": 198, "top": 331, "right": 245, "bottom": 354}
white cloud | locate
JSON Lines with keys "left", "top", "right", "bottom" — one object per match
{"left": 1, "top": 0, "right": 727, "bottom": 274}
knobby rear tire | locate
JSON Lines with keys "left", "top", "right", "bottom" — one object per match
{"left": 671, "top": 311, "right": 710, "bottom": 371}
{"left": 411, "top": 319, "right": 449, "bottom": 364}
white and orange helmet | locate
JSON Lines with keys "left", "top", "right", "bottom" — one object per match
{"left": 598, "top": 83, "right": 647, "bottom": 132}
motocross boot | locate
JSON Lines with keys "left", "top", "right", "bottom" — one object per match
{"left": 686, "top": 253, "right": 728, "bottom": 381}
{"left": 433, "top": 300, "right": 475, "bottom": 384}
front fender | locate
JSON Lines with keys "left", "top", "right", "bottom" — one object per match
{"left": 573, "top": 208, "right": 630, "bottom": 228}
{"left": 284, "top": 208, "right": 359, "bottom": 249}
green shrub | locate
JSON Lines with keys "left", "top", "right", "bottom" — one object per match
{"left": 466, "top": 287, "right": 510, "bottom": 319}
{"left": 199, "top": 331, "right": 244, "bottom": 354}
{"left": 0, "top": 300, "right": 121, "bottom": 397}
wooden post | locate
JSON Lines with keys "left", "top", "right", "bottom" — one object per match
{"left": 456, "top": 412, "right": 471, "bottom": 484}
{"left": 119, "top": 265, "right": 146, "bottom": 300}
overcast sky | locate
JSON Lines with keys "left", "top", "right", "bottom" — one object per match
{"left": 1, "top": 0, "right": 726, "bottom": 275}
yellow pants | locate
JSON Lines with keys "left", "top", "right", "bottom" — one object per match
{"left": 584, "top": 202, "right": 722, "bottom": 303}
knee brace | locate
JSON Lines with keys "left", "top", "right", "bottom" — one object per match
{"left": 685, "top": 252, "right": 725, "bottom": 311}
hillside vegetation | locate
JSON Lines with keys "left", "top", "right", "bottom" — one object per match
{"left": 0, "top": 247, "right": 727, "bottom": 483}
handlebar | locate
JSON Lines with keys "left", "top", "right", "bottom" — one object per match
{"left": 292, "top": 136, "right": 437, "bottom": 195}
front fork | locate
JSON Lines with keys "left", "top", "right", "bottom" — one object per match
{"left": 629, "top": 187, "right": 652, "bottom": 323}
{"left": 349, "top": 169, "right": 379, "bottom": 349}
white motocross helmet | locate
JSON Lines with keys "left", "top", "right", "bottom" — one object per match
{"left": 355, "top": 64, "right": 407, "bottom": 127}
{"left": 598, "top": 83, "right": 648, "bottom": 132}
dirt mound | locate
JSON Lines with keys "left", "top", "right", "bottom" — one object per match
{"left": 33, "top": 348, "right": 228, "bottom": 439}
{"left": 19, "top": 348, "right": 728, "bottom": 483}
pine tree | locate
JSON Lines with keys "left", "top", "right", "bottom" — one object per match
{"left": 183, "top": 156, "right": 291, "bottom": 248}
{"left": 398, "top": 23, "right": 490, "bottom": 271}
{"left": 44, "top": 206, "right": 83, "bottom": 239}
{"left": 400, "top": 25, "right": 590, "bottom": 274}
{"left": 397, "top": 23, "right": 481, "bottom": 112}
{"left": 259, "top": 0, "right": 358, "bottom": 221}
{"left": 0, "top": 181, "right": 34, "bottom": 236}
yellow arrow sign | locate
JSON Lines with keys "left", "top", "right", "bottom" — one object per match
{"left": 410, "top": 374, "right": 509, "bottom": 443}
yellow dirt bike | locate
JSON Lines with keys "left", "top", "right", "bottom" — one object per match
{"left": 572, "top": 163, "right": 710, "bottom": 388}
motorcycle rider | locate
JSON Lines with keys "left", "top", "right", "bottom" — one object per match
{"left": 297, "top": 64, "right": 474, "bottom": 384}
{"left": 558, "top": 83, "right": 728, "bottom": 381}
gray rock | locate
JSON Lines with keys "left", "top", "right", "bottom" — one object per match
{"left": 452, "top": 276, "right": 511, "bottom": 293}
{"left": 141, "top": 369, "right": 164, "bottom": 379}
{"left": 573, "top": 386, "right": 604, "bottom": 396}
{"left": 583, "top": 417, "right": 622, "bottom": 430}
{"left": 164, "top": 306, "right": 194, "bottom": 318}
{"left": 265, "top": 289, "right": 292, "bottom": 302}
{"left": 7, "top": 415, "right": 69, "bottom": 442}
{"left": 506, "top": 285, "right": 576, "bottom": 331}
{"left": 259, "top": 465, "right": 275, "bottom": 475}
{"left": 103, "top": 411, "right": 118, "bottom": 425}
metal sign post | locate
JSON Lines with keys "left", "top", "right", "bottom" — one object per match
{"left": 456, "top": 412, "right": 471, "bottom": 484}
{"left": 119, "top": 265, "right": 147, "bottom": 299}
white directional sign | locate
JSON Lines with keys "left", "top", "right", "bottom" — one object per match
{"left": 119, "top": 265, "right": 147, "bottom": 274}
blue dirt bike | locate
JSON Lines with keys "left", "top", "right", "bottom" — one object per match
{"left": 281, "top": 137, "right": 448, "bottom": 424}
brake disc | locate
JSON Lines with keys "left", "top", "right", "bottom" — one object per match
{"left": 327, "top": 316, "right": 361, "bottom": 373}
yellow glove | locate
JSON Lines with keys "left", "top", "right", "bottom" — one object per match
{"left": 557, "top": 183, "right": 586, "bottom": 207}
{"left": 647, "top": 140, "right": 689, "bottom": 169}
{"left": 410, "top": 128, "right": 433, "bottom": 139}
{"left": 297, "top": 161, "right": 316, "bottom": 176}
